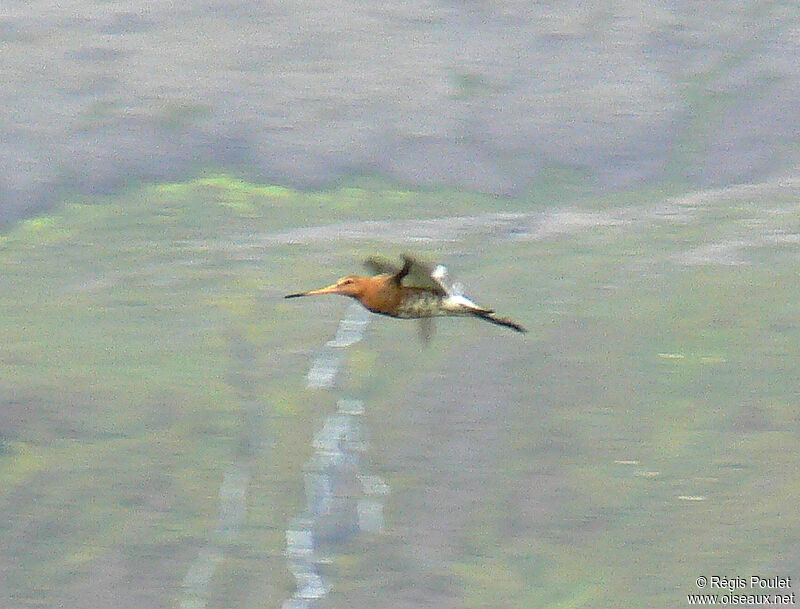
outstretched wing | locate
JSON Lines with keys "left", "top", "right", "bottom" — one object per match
{"left": 398, "top": 255, "right": 448, "bottom": 295}
{"left": 364, "top": 254, "right": 449, "bottom": 296}
{"left": 364, "top": 256, "right": 400, "bottom": 276}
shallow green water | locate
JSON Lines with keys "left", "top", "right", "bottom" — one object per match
{"left": 1, "top": 175, "right": 798, "bottom": 608}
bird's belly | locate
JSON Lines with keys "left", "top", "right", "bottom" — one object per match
{"left": 394, "top": 293, "right": 478, "bottom": 318}
{"left": 394, "top": 293, "right": 449, "bottom": 318}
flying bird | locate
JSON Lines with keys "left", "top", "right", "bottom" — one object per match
{"left": 285, "top": 254, "right": 526, "bottom": 340}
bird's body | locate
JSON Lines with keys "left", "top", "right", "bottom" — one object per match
{"left": 286, "top": 255, "right": 526, "bottom": 337}
{"left": 389, "top": 287, "right": 489, "bottom": 319}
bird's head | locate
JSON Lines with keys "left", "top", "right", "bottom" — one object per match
{"left": 285, "top": 275, "right": 368, "bottom": 299}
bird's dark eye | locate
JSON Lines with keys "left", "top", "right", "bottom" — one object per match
{"left": 341, "top": 278, "right": 353, "bottom": 285}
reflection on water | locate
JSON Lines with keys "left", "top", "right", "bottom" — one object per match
{"left": 283, "top": 305, "right": 389, "bottom": 609}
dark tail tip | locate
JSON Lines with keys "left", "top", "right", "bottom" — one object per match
{"left": 474, "top": 311, "right": 527, "bottom": 333}
{"left": 497, "top": 318, "right": 527, "bottom": 333}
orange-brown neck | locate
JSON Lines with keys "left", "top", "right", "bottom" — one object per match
{"left": 357, "top": 275, "right": 402, "bottom": 315}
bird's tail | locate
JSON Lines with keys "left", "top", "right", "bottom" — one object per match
{"left": 471, "top": 310, "right": 527, "bottom": 333}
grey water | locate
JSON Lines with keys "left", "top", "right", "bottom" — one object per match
{"left": 3, "top": 1, "right": 800, "bottom": 226}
